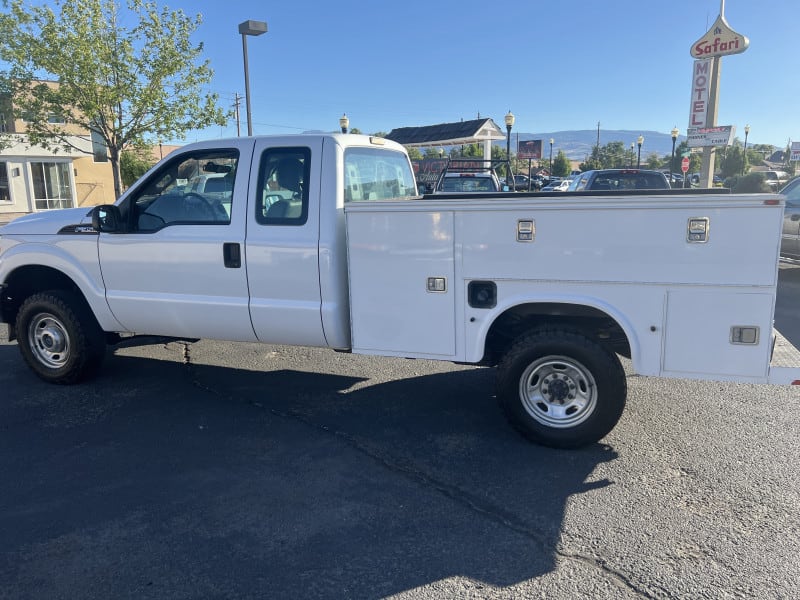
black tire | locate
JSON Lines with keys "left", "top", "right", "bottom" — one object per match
{"left": 496, "top": 327, "right": 626, "bottom": 449}
{"left": 15, "top": 290, "right": 106, "bottom": 384}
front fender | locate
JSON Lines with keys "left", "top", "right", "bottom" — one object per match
{"left": 0, "top": 238, "right": 125, "bottom": 332}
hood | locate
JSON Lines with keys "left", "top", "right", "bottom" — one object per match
{"left": 0, "top": 207, "right": 95, "bottom": 235}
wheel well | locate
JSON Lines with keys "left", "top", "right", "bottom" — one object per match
{"left": 1, "top": 265, "right": 86, "bottom": 336}
{"left": 482, "top": 302, "right": 631, "bottom": 365}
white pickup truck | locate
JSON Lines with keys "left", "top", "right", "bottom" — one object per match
{"left": 1, "top": 133, "right": 798, "bottom": 448}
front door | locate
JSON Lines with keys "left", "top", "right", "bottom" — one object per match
{"left": 98, "top": 141, "right": 257, "bottom": 341}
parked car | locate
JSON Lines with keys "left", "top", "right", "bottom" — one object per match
{"left": 666, "top": 172, "right": 684, "bottom": 187}
{"left": 436, "top": 172, "right": 502, "bottom": 193}
{"left": 567, "top": 169, "right": 670, "bottom": 192}
{"left": 511, "top": 174, "right": 531, "bottom": 191}
{"left": 780, "top": 177, "right": 800, "bottom": 259}
{"left": 765, "top": 170, "right": 790, "bottom": 192}
{"left": 432, "top": 158, "right": 509, "bottom": 193}
{"left": 541, "top": 179, "right": 571, "bottom": 192}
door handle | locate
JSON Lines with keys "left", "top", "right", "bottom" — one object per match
{"left": 223, "top": 242, "right": 241, "bottom": 268}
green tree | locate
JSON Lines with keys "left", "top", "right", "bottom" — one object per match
{"left": 120, "top": 146, "right": 155, "bottom": 187}
{"left": 404, "top": 146, "right": 423, "bottom": 160}
{"left": 646, "top": 154, "right": 663, "bottom": 170}
{"left": 579, "top": 140, "right": 628, "bottom": 171}
{"left": 718, "top": 142, "right": 745, "bottom": 179}
{"left": 423, "top": 147, "right": 446, "bottom": 159}
{"left": 460, "top": 143, "right": 483, "bottom": 157}
{"left": 552, "top": 150, "right": 570, "bottom": 177}
{"left": 0, "top": 0, "right": 228, "bottom": 198}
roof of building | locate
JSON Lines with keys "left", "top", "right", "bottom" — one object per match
{"left": 385, "top": 118, "right": 505, "bottom": 147}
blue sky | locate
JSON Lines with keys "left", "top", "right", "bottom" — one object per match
{"left": 164, "top": 0, "right": 795, "bottom": 147}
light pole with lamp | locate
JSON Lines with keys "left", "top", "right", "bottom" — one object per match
{"left": 549, "top": 138, "right": 554, "bottom": 177}
{"left": 505, "top": 111, "right": 515, "bottom": 186}
{"left": 339, "top": 113, "right": 349, "bottom": 134}
{"left": 636, "top": 135, "right": 644, "bottom": 169}
{"left": 630, "top": 142, "right": 634, "bottom": 167}
{"left": 238, "top": 19, "right": 267, "bottom": 136}
{"left": 670, "top": 127, "right": 679, "bottom": 185}
{"left": 742, "top": 124, "right": 750, "bottom": 175}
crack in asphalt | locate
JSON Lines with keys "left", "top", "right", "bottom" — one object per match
{"left": 187, "top": 368, "right": 650, "bottom": 597}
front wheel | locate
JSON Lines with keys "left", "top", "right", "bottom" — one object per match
{"left": 16, "top": 291, "right": 106, "bottom": 384}
{"left": 496, "top": 328, "right": 626, "bottom": 448}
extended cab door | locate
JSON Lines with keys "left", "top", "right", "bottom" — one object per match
{"left": 97, "top": 140, "right": 257, "bottom": 341}
{"left": 244, "top": 137, "right": 326, "bottom": 346}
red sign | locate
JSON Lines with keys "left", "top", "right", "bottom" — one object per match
{"left": 681, "top": 157, "right": 690, "bottom": 173}
{"left": 518, "top": 139, "right": 542, "bottom": 160}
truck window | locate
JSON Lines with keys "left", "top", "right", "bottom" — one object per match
{"left": 344, "top": 148, "right": 417, "bottom": 202}
{"left": 130, "top": 150, "right": 237, "bottom": 232}
{"left": 255, "top": 147, "right": 310, "bottom": 226}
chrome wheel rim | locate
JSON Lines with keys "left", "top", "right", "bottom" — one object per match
{"left": 28, "top": 312, "right": 70, "bottom": 369}
{"left": 518, "top": 355, "right": 597, "bottom": 428}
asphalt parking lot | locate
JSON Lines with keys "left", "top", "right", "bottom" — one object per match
{"left": 1, "top": 268, "right": 799, "bottom": 599}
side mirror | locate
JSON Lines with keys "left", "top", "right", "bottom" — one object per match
{"left": 91, "top": 204, "right": 122, "bottom": 233}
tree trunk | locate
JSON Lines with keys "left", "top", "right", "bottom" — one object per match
{"left": 109, "top": 146, "right": 123, "bottom": 199}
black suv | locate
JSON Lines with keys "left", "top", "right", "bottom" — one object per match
{"left": 567, "top": 169, "right": 670, "bottom": 192}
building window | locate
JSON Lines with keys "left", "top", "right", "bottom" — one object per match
{"left": 91, "top": 128, "right": 108, "bottom": 162}
{"left": 30, "top": 161, "right": 74, "bottom": 210}
{"left": 0, "top": 162, "right": 10, "bottom": 202}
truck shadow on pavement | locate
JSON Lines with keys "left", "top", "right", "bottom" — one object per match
{"left": 0, "top": 347, "right": 620, "bottom": 598}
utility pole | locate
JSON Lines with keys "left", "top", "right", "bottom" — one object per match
{"left": 596, "top": 121, "right": 600, "bottom": 150}
{"left": 233, "top": 93, "right": 242, "bottom": 137}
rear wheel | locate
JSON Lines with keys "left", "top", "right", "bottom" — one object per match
{"left": 496, "top": 327, "right": 626, "bottom": 448}
{"left": 16, "top": 291, "right": 106, "bottom": 384}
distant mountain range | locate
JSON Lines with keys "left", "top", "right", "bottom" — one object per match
{"left": 500, "top": 129, "right": 687, "bottom": 162}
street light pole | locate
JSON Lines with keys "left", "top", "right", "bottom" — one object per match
{"left": 239, "top": 19, "right": 268, "bottom": 136}
{"left": 637, "top": 135, "right": 644, "bottom": 169}
{"left": 549, "top": 138, "right": 554, "bottom": 176}
{"left": 742, "top": 124, "right": 750, "bottom": 175}
{"left": 505, "top": 110, "right": 515, "bottom": 186}
{"left": 339, "top": 113, "right": 349, "bottom": 134}
{"left": 670, "top": 127, "right": 679, "bottom": 185}
{"left": 630, "top": 142, "right": 634, "bottom": 168}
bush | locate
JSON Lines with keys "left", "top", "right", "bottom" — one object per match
{"left": 724, "top": 173, "right": 772, "bottom": 193}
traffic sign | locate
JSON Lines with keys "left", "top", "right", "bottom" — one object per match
{"left": 681, "top": 157, "right": 690, "bottom": 173}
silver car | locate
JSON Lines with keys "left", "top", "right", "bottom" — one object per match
{"left": 781, "top": 177, "right": 800, "bottom": 259}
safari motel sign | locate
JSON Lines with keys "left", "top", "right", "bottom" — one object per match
{"left": 690, "top": 13, "right": 749, "bottom": 58}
